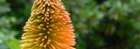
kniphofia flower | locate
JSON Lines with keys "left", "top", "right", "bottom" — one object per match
{"left": 20, "top": 0, "right": 76, "bottom": 49}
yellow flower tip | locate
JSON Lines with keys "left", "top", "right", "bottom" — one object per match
{"left": 20, "top": 0, "right": 76, "bottom": 49}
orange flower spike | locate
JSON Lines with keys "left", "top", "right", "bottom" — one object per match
{"left": 20, "top": 0, "right": 76, "bottom": 49}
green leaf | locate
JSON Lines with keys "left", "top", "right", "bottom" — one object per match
{"left": 7, "top": 39, "right": 20, "bottom": 49}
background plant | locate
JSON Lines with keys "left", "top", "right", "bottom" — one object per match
{"left": 0, "top": 0, "right": 140, "bottom": 49}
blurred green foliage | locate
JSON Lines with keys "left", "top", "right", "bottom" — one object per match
{"left": 0, "top": 0, "right": 140, "bottom": 49}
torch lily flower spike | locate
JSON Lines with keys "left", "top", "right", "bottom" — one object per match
{"left": 20, "top": 0, "right": 76, "bottom": 49}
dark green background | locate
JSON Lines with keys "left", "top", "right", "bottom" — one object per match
{"left": 0, "top": 0, "right": 140, "bottom": 49}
